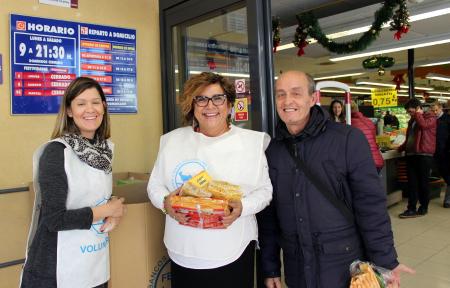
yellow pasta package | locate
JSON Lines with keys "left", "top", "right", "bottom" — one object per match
{"left": 207, "top": 180, "right": 242, "bottom": 201}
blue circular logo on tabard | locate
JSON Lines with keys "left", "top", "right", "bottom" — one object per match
{"left": 171, "top": 160, "right": 207, "bottom": 189}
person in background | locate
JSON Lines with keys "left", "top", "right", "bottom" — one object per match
{"left": 21, "top": 77, "right": 126, "bottom": 288}
{"left": 329, "top": 99, "right": 346, "bottom": 123}
{"left": 148, "top": 72, "right": 272, "bottom": 288}
{"left": 350, "top": 101, "right": 384, "bottom": 174}
{"left": 398, "top": 98, "right": 437, "bottom": 218}
{"left": 258, "top": 70, "right": 413, "bottom": 288}
{"left": 430, "top": 101, "right": 450, "bottom": 208}
{"left": 384, "top": 110, "right": 400, "bottom": 129}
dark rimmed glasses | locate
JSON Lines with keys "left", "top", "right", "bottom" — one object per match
{"left": 193, "top": 94, "right": 227, "bottom": 107}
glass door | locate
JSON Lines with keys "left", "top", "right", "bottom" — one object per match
{"left": 160, "top": 0, "right": 275, "bottom": 134}
{"left": 172, "top": 5, "right": 252, "bottom": 129}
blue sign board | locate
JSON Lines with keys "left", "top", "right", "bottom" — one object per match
{"left": 10, "top": 14, "right": 137, "bottom": 114}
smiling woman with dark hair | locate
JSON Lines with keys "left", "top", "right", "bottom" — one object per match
{"left": 329, "top": 99, "right": 346, "bottom": 123}
{"left": 148, "top": 72, "right": 272, "bottom": 288}
{"left": 21, "top": 77, "right": 125, "bottom": 288}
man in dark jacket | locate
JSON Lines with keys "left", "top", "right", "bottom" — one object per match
{"left": 257, "top": 71, "right": 413, "bottom": 288}
{"left": 430, "top": 101, "right": 450, "bottom": 207}
{"left": 398, "top": 98, "right": 436, "bottom": 218}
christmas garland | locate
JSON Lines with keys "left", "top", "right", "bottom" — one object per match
{"left": 272, "top": 18, "right": 281, "bottom": 52}
{"left": 281, "top": 0, "right": 410, "bottom": 56}
{"left": 362, "top": 56, "right": 395, "bottom": 69}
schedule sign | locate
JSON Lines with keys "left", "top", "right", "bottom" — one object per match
{"left": 10, "top": 14, "right": 137, "bottom": 114}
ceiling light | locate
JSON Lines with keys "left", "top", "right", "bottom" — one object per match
{"left": 429, "top": 91, "right": 450, "bottom": 95}
{"left": 314, "top": 73, "right": 363, "bottom": 80}
{"left": 356, "top": 81, "right": 433, "bottom": 91}
{"left": 276, "top": 7, "right": 450, "bottom": 52}
{"left": 330, "top": 37, "right": 450, "bottom": 61}
{"left": 426, "top": 73, "right": 450, "bottom": 82}
{"left": 419, "top": 60, "right": 450, "bottom": 67}
{"left": 429, "top": 95, "right": 450, "bottom": 100}
{"left": 189, "top": 71, "right": 250, "bottom": 78}
{"left": 348, "top": 85, "right": 376, "bottom": 90}
{"left": 410, "top": 7, "right": 450, "bottom": 22}
{"left": 397, "top": 93, "right": 424, "bottom": 98}
{"left": 276, "top": 43, "right": 295, "bottom": 51}
{"left": 320, "top": 89, "right": 370, "bottom": 95}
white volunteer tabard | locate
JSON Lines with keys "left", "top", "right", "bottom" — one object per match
{"left": 26, "top": 139, "right": 112, "bottom": 287}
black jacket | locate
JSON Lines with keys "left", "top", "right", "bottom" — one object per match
{"left": 435, "top": 112, "right": 450, "bottom": 156}
{"left": 257, "top": 106, "right": 398, "bottom": 288}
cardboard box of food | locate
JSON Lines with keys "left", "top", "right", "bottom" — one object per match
{"left": 110, "top": 172, "right": 171, "bottom": 288}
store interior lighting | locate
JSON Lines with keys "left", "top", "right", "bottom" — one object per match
{"left": 429, "top": 95, "right": 450, "bottom": 100}
{"left": 330, "top": 36, "right": 450, "bottom": 62}
{"left": 276, "top": 6, "right": 450, "bottom": 52}
{"left": 426, "top": 73, "right": 450, "bottom": 82}
{"left": 347, "top": 86, "right": 375, "bottom": 91}
{"left": 314, "top": 72, "right": 363, "bottom": 80}
{"left": 189, "top": 70, "right": 250, "bottom": 78}
{"left": 429, "top": 91, "right": 450, "bottom": 95}
{"left": 356, "top": 80, "right": 434, "bottom": 91}
{"left": 320, "top": 89, "right": 369, "bottom": 95}
{"left": 419, "top": 59, "right": 450, "bottom": 67}
{"left": 397, "top": 93, "right": 423, "bottom": 98}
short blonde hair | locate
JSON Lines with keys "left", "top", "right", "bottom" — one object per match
{"left": 350, "top": 101, "right": 359, "bottom": 112}
{"left": 179, "top": 72, "right": 236, "bottom": 125}
{"left": 51, "top": 77, "right": 111, "bottom": 140}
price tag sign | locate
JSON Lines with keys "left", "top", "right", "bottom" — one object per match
{"left": 371, "top": 88, "right": 398, "bottom": 108}
{"left": 10, "top": 14, "right": 137, "bottom": 114}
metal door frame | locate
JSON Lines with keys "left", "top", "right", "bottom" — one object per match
{"left": 159, "top": 0, "right": 275, "bottom": 136}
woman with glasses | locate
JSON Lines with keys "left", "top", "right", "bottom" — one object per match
{"left": 147, "top": 72, "right": 272, "bottom": 288}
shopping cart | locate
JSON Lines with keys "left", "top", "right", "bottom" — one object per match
{"left": 316, "top": 81, "right": 352, "bottom": 125}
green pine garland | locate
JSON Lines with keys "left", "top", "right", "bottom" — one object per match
{"left": 272, "top": 18, "right": 281, "bottom": 52}
{"left": 292, "top": 0, "right": 409, "bottom": 55}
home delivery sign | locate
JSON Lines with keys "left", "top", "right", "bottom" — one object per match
{"left": 10, "top": 14, "right": 137, "bottom": 114}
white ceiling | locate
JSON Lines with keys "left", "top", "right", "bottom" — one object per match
{"left": 272, "top": 0, "right": 450, "bottom": 98}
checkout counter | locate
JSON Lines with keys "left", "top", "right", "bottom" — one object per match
{"left": 380, "top": 149, "right": 405, "bottom": 206}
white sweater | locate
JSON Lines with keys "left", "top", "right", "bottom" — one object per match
{"left": 147, "top": 125, "right": 272, "bottom": 269}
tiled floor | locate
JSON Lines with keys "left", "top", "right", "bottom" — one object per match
{"left": 389, "top": 191, "right": 450, "bottom": 287}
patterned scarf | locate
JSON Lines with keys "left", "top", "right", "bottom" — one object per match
{"left": 62, "top": 133, "right": 113, "bottom": 174}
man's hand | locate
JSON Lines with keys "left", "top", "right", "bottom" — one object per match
{"left": 265, "top": 277, "right": 282, "bottom": 288}
{"left": 389, "top": 263, "right": 415, "bottom": 287}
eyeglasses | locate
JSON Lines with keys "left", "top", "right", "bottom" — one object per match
{"left": 193, "top": 94, "right": 227, "bottom": 107}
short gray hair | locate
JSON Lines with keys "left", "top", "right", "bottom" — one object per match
{"left": 304, "top": 72, "right": 316, "bottom": 95}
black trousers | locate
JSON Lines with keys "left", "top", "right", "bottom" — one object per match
{"left": 406, "top": 155, "right": 433, "bottom": 211}
{"left": 435, "top": 153, "right": 450, "bottom": 185}
{"left": 171, "top": 241, "right": 255, "bottom": 288}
